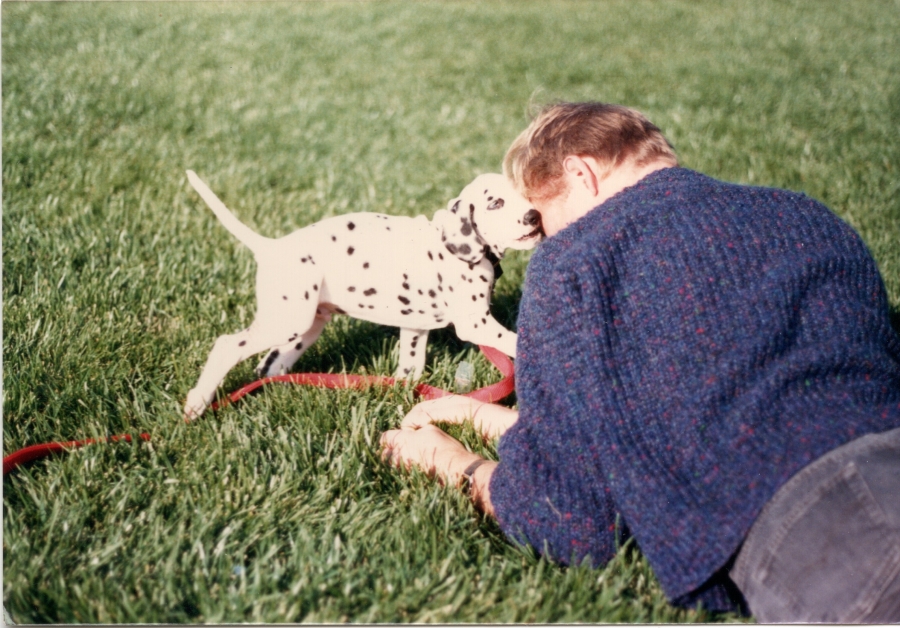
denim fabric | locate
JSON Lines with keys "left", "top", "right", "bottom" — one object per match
{"left": 730, "top": 427, "right": 900, "bottom": 623}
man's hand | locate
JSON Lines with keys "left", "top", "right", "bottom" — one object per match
{"left": 380, "top": 424, "right": 474, "bottom": 481}
{"left": 400, "top": 395, "right": 519, "bottom": 440}
{"left": 380, "top": 424, "right": 498, "bottom": 516}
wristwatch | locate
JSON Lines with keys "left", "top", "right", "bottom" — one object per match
{"left": 459, "top": 459, "right": 487, "bottom": 496}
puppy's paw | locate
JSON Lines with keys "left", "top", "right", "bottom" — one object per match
{"left": 184, "top": 389, "right": 209, "bottom": 420}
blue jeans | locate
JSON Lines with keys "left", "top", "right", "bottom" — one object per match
{"left": 729, "top": 427, "right": 900, "bottom": 623}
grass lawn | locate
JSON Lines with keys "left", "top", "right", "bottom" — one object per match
{"left": 3, "top": 1, "right": 898, "bottom": 623}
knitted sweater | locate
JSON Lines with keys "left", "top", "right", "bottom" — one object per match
{"left": 489, "top": 167, "right": 900, "bottom": 612}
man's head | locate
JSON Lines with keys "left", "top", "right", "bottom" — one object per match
{"left": 503, "top": 102, "right": 678, "bottom": 235}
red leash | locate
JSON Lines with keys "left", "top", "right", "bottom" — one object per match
{"left": 3, "top": 345, "right": 514, "bottom": 476}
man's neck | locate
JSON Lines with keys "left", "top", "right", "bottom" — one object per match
{"left": 595, "top": 159, "right": 676, "bottom": 207}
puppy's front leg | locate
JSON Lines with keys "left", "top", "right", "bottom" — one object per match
{"left": 453, "top": 315, "right": 517, "bottom": 357}
{"left": 397, "top": 328, "right": 429, "bottom": 379}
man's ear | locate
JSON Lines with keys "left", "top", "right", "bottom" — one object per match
{"left": 562, "top": 155, "right": 602, "bottom": 196}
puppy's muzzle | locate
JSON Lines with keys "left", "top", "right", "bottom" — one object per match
{"left": 523, "top": 209, "right": 541, "bottom": 227}
{"left": 521, "top": 209, "right": 544, "bottom": 239}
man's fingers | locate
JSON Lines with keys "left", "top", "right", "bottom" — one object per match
{"left": 379, "top": 427, "right": 418, "bottom": 467}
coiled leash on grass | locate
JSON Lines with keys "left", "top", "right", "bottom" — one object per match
{"left": 2, "top": 345, "right": 514, "bottom": 476}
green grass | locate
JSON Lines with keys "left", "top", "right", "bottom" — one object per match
{"left": 3, "top": 0, "right": 898, "bottom": 623}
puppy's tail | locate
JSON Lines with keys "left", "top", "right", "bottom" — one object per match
{"left": 186, "top": 170, "right": 271, "bottom": 254}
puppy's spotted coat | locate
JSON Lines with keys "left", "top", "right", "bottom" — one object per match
{"left": 184, "top": 171, "right": 542, "bottom": 417}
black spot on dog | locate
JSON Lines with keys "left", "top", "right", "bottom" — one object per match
{"left": 468, "top": 263, "right": 475, "bottom": 271}
{"left": 364, "top": 288, "right": 377, "bottom": 296}
{"left": 347, "top": 246, "right": 355, "bottom": 255}
{"left": 348, "top": 286, "right": 356, "bottom": 292}
{"left": 487, "top": 196, "right": 493, "bottom": 201}
{"left": 481, "top": 318, "right": 487, "bottom": 325}
{"left": 418, "top": 310, "right": 425, "bottom": 314}
{"left": 358, "top": 303, "right": 364, "bottom": 308}
{"left": 301, "top": 257, "right": 308, "bottom": 263}
{"left": 428, "top": 290, "right": 436, "bottom": 298}
{"left": 305, "top": 292, "right": 309, "bottom": 299}
{"left": 497, "top": 333, "right": 503, "bottom": 338}
{"left": 239, "top": 340, "right": 247, "bottom": 347}
{"left": 347, "top": 221, "right": 355, "bottom": 230}
{"left": 313, "top": 284, "right": 318, "bottom": 290}
{"left": 283, "top": 295, "right": 288, "bottom": 300}
{"left": 438, "top": 252, "right": 443, "bottom": 260}
{"left": 471, "top": 295, "right": 477, "bottom": 301}
{"left": 438, "top": 286, "right": 443, "bottom": 292}
{"left": 401, "top": 309, "right": 412, "bottom": 315}
{"left": 470, "top": 203, "right": 475, "bottom": 212}
{"left": 458, "top": 244, "right": 471, "bottom": 255}
{"left": 437, "top": 273, "right": 442, "bottom": 283}
{"left": 331, "top": 235, "right": 337, "bottom": 242}
{"left": 410, "top": 351, "right": 416, "bottom": 357}
{"left": 398, "top": 295, "right": 410, "bottom": 305}
{"left": 261, "top": 349, "right": 280, "bottom": 373}
{"left": 402, "top": 282, "right": 410, "bottom": 290}
{"left": 403, "top": 274, "right": 408, "bottom": 280}
{"left": 411, "top": 336, "right": 419, "bottom": 348}
{"left": 446, "top": 243, "right": 457, "bottom": 254}
{"left": 427, "top": 251, "right": 433, "bottom": 260}
{"left": 480, "top": 275, "right": 489, "bottom": 282}
{"left": 363, "top": 262, "right": 369, "bottom": 269}
{"left": 295, "top": 341, "right": 304, "bottom": 350}
{"left": 288, "top": 333, "right": 298, "bottom": 342}
{"left": 479, "top": 293, "right": 484, "bottom": 298}
{"left": 460, "top": 222, "right": 472, "bottom": 237}
{"left": 450, "top": 200, "right": 460, "bottom": 213}
{"left": 448, "top": 286, "right": 454, "bottom": 292}
{"left": 418, "top": 289, "right": 423, "bottom": 295}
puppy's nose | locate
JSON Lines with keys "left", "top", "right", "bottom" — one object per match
{"left": 523, "top": 209, "right": 541, "bottom": 227}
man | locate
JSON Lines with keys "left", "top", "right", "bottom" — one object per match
{"left": 380, "top": 102, "right": 900, "bottom": 621}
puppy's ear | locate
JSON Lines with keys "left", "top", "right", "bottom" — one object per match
{"left": 432, "top": 198, "right": 486, "bottom": 264}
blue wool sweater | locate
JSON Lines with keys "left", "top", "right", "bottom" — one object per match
{"left": 489, "top": 167, "right": 900, "bottom": 612}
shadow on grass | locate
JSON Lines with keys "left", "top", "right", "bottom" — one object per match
{"left": 260, "top": 284, "right": 526, "bottom": 379}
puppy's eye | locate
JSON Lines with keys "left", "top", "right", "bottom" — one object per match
{"left": 487, "top": 198, "right": 504, "bottom": 210}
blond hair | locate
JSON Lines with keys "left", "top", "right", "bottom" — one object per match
{"left": 503, "top": 102, "right": 678, "bottom": 202}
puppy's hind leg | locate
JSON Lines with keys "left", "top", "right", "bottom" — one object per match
{"left": 185, "top": 271, "right": 319, "bottom": 417}
{"left": 255, "top": 313, "right": 328, "bottom": 377}
{"left": 396, "top": 328, "right": 429, "bottom": 379}
{"left": 184, "top": 325, "right": 291, "bottom": 418}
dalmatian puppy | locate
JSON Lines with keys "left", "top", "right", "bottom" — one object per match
{"left": 183, "top": 170, "right": 542, "bottom": 418}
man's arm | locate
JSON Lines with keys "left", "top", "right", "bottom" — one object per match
{"left": 380, "top": 424, "right": 499, "bottom": 516}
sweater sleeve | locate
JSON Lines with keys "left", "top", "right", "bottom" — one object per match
{"left": 489, "top": 252, "right": 623, "bottom": 567}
